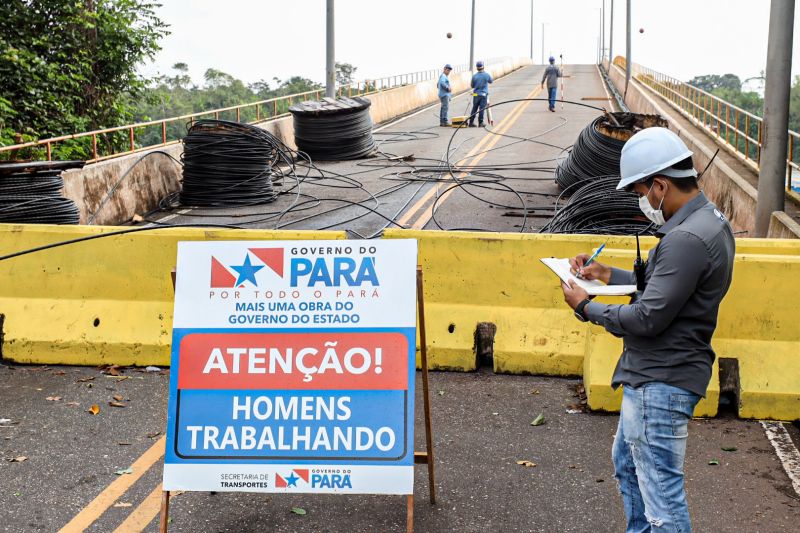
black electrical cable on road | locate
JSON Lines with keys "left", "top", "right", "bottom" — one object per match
{"left": 290, "top": 97, "right": 376, "bottom": 160}
{"left": 0, "top": 162, "right": 82, "bottom": 224}
{"left": 180, "top": 119, "right": 287, "bottom": 207}
{"left": 540, "top": 176, "right": 655, "bottom": 235}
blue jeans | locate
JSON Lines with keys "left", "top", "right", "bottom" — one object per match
{"left": 548, "top": 86, "right": 558, "bottom": 109}
{"left": 469, "top": 94, "right": 487, "bottom": 125}
{"left": 613, "top": 383, "right": 700, "bottom": 533}
{"left": 439, "top": 95, "right": 450, "bottom": 124}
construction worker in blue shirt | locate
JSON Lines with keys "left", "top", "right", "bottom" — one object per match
{"left": 468, "top": 61, "right": 493, "bottom": 127}
{"left": 438, "top": 64, "right": 453, "bottom": 126}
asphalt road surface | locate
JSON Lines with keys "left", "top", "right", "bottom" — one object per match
{"left": 1, "top": 362, "right": 798, "bottom": 532}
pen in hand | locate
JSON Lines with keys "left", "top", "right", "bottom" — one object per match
{"left": 577, "top": 243, "right": 606, "bottom": 279}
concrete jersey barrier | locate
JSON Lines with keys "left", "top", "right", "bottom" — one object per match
{"left": 383, "top": 229, "right": 800, "bottom": 421}
{"left": 0, "top": 224, "right": 345, "bottom": 366}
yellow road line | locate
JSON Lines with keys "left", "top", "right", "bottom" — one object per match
{"left": 112, "top": 483, "right": 165, "bottom": 533}
{"left": 57, "top": 436, "right": 166, "bottom": 533}
{"left": 407, "top": 84, "right": 543, "bottom": 229}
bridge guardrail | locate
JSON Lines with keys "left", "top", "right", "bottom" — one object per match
{"left": 613, "top": 57, "right": 799, "bottom": 195}
{"left": 0, "top": 59, "right": 501, "bottom": 164}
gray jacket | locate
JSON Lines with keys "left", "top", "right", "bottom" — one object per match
{"left": 542, "top": 65, "right": 561, "bottom": 89}
{"left": 584, "top": 193, "right": 735, "bottom": 397}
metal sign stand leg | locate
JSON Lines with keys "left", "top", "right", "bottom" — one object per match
{"left": 407, "top": 267, "right": 437, "bottom": 532}
{"left": 159, "top": 490, "right": 171, "bottom": 533}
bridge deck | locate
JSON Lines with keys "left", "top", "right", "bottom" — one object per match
{"left": 150, "top": 64, "right": 615, "bottom": 235}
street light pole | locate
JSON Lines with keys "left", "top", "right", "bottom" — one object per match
{"left": 325, "top": 0, "right": 335, "bottom": 97}
{"left": 530, "top": 0, "right": 534, "bottom": 60}
{"left": 625, "top": 0, "right": 631, "bottom": 96}
{"left": 601, "top": 0, "right": 605, "bottom": 62}
{"left": 470, "top": 0, "right": 476, "bottom": 71}
{"left": 609, "top": 0, "right": 614, "bottom": 64}
{"left": 541, "top": 22, "right": 545, "bottom": 64}
{"left": 755, "top": 0, "right": 795, "bottom": 236}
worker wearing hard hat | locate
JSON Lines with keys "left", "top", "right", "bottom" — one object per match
{"left": 468, "top": 61, "right": 493, "bottom": 127}
{"left": 438, "top": 64, "right": 453, "bottom": 127}
{"left": 541, "top": 56, "right": 562, "bottom": 112}
{"left": 560, "top": 127, "right": 735, "bottom": 533}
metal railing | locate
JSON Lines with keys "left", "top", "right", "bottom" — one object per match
{"left": 625, "top": 60, "right": 798, "bottom": 192}
{"left": 0, "top": 59, "right": 490, "bottom": 164}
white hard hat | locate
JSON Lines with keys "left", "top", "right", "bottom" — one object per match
{"left": 617, "top": 127, "right": 696, "bottom": 190}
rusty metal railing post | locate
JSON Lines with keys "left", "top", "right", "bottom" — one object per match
{"left": 92, "top": 133, "right": 98, "bottom": 160}
{"left": 46, "top": 142, "right": 52, "bottom": 161}
{"left": 161, "top": 121, "right": 167, "bottom": 144}
{"left": 745, "top": 115, "right": 750, "bottom": 160}
{"left": 788, "top": 135, "right": 794, "bottom": 191}
{"left": 129, "top": 127, "right": 135, "bottom": 151}
{"left": 256, "top": 104, "right": 261, "bottom": 121}
{"left": 236, "top": 107, "right": 241, "bottom": 122}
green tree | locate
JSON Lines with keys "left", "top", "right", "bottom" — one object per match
{"left": 688, "top": 73, "right": 742, "bottom": 93}
{"left": 335, "top": 62, "right": 357, "bottom": 86}
{"left": 0, "top": 0, "right": 168, "bottom": 158}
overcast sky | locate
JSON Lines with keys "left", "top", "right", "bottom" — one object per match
{"left": 141, "top": 0, "right": 800, "bottom": 90}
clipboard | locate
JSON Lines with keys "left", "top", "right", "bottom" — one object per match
{"left": 540, "top": 258, "right": 636, "bottom": 296}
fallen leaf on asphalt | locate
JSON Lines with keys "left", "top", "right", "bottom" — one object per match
{"left": 516, "top": 460, "right": 537, "bottom": 467}
{"left": 708, "top": 460, "right": 720, "bottom": 465}
{"left": 108, "top": 402, "right": 126, "bottom": 408}
{"left": 721, "top": 446, "right": 737, "bottom": 452}
{"left": 88, "top": 404, "right": 101, "bottom": 415}
{"left": 531, "top": 413, "right": 546, "bottom": 426}
{"left": 76, "top": 376, "right": 95, "bottom": 383}
{"left": 114, "top": 467, "right": 133, "bottom": 475}
{"left": 291, "top": 507, "right": 307, "bottom": 516}
{"left": 146, "top": 431, "right": 161, "bottom": 439}
{"left": 107, "top": 366, "right": 122, "bottom": 376}
{"left": 9, "top": 456, "right": 28, "bottom": 463}
{"left": 437, "top": 390, "right": 445, "bottom": 396}
{"left": 113, "top": 395, "right": 124, "bottom": 402}
{"left": 530, "top": 389, "right": 540, "bottom": 395}
{"left": 568, "top": 465, "right": 577, "bottom": 469}
{"left": 55, "top": 371, "right": 66, "bottom": 376}
{"left": 113, "top": 502, "right": 133, "bottom": 508}
{"left": 65, "top": 402, "right": 80, "bottom": 407}
{"left": 46, "top": 396, "right": 62, "bottom": 402}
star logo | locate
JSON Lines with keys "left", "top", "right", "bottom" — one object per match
{"left": 209, "top": 248, "right": 284, "bottom": 288}
{"left": 275, "top": 469, "right": 309, "bottom": 488}
{"left": 230, "top": 254, "right": 264, "bottom": 287}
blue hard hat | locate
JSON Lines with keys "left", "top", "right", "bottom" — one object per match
{"left": 444, "top": 64, "right": 453, "bottom": 70}
{"left": 476, "top": 60, "right": 484, "bottom": 68}
{"left": 549, "top": 56, "right": 555, "bottom": 62}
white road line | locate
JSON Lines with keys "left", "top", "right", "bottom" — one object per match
{"left": 761, "top": 420, "right": 800, "bottom": 497}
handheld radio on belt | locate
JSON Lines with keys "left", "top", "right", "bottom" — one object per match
{"left": 634, "top": 232, "right": 647, "bottom": 292}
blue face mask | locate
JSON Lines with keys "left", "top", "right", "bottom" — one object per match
{"left": 638, "top": 181, "right": 666, "bottom": 226}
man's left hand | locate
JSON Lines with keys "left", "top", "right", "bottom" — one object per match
{"left": 561, "top": 280, "right": 590, "bottom": 310}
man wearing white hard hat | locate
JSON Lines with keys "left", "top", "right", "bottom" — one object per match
{"left": 560, "top": 127, "right": 735, "bottom": 532}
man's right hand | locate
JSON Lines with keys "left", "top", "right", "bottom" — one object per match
{"left": 569, "top": 254, "right": 611, "bottom": 284}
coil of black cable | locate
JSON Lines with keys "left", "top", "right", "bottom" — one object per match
{"left": 555, "top": 116, "right": 626, "bottom": 189}
{"left": 289, "top": 97, "right": 375, "bottom": 160}
{"left": 0, "top": 162, "right": 82, "bottom": 224}
{"left": 541, "top": 176, "right": 654, "bottom": 235}
{"left": 180, "top": 119, "right": 282, "bottom": 207}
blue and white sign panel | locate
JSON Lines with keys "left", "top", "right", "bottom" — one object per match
{"left": 162, "top": 240, "right": 418, "bottom": 494}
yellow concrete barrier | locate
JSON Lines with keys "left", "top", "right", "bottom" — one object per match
{"left": 0, "top": 224, "right": 345, "bottom": 366}
{"left": 383, "top": 229, "right": 800, "bottom": 420}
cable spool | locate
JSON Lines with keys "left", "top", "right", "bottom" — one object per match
{"left": 180, "top": 119, "right": 282, "bottom": 207}
{"left": 555, "top": 112, "right": 669, "bottom": 190}
{"left": 0, "top": 161, "right": 83, "bottom": 224}
{"left": 289, "top": 97, "right": 376, "bottom": 160}
{"left": 541, "top": 176, "right": 655, "bottom": 235}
